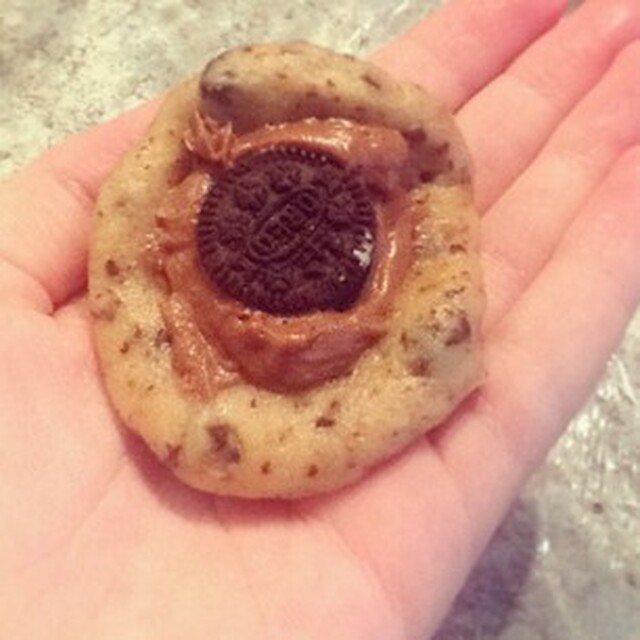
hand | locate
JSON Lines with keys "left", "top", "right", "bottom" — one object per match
{"left": 2, "top": 0, "right": 639, "bottom": 637}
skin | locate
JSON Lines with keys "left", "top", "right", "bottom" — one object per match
{"left": 1, "top": 0, "right": 640, "bottom": 637}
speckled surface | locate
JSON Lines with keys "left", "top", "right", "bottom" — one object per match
{"left": 1, "top": 1, "right": 639, "bottom": 638}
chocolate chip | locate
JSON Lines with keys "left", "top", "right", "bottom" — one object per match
{"left": 165, "top": 444, "right": 182, "bottom": 467}
{"left": 197, "top": 146, "right": 376, "bottom": 316}
{"left": 445, "top": 286, "right": 466, "bottom": 300}
{"left": 207, "top": 424, "right": 242, "bottom": 464}
{"left": 104, "top": 258, "right": 120, "bottom": 278}
{"left": 119, "top": 340, "right": 131, "bottom": 354}
{"left": 153, "top": 328, "right": 172, "bottom": 349}
{"left": 315, "top": 416, "right": 336, "bottom": 429}
{"left": 408, "top": 357, "right": 431, "bottom": 377}
{"left": 362, "top": 73, "right": 382, "bottom": 90}
{"left": 400, "top": 331, "right": 415, "bottom": 351}
{"left": 277, "top": 427, "right": 293, "bottom": 444}
{"left": 315, "top": 399, "right": 340, "bottom": 428}
{"left": 444, "top": 314, "right": 471, "bottom": 346}
{"left": 90, "top": 290, "right": 121, "bottom": 321}
{"left": 402, "top": 128, "right": 427, "bottom": 145}
{"left": 307, "top": 464, "right": 319, "bottom": 478}
{"left": 261, "top": 461, "right": 271, "bottom": 475}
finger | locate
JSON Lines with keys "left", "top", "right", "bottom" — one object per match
{"left": 0, "top": 100, "right": 159, "bottom": 310}
{"left": 373, "top": 0, "right": 569, "bottom": 109}
{"left": 482, "top": 42, "right": 640, "bottom": 327}
{"left": 458, "top": 0, "right": 640, "bottom": 210}
{"left": 434, "top": 146, "right": 640, "bottom": 529}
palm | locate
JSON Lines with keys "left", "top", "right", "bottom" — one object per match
{"left": 2, "top": 1, "right": 640, "bottom": 638}
{"left": 2, "top": 299, "right": 471, "bottom": 638}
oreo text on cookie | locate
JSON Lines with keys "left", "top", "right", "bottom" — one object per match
{"left": 196, "top": 146, "right": 376, "bottom": 316}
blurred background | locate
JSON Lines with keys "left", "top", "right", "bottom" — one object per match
{"left": 1, "top": 1, "right": 638, "bottom": 638}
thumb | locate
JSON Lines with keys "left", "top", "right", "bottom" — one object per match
{"left": 0, "top": 99, "right": 160, "bottom": 312}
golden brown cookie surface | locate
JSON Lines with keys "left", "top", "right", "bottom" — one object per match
{"left": 89, "top": 42, "right": 484, "bottom": 498}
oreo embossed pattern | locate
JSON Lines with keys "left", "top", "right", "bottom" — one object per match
{"left": 197, "top": 146, "right": 376, "bottom": 315}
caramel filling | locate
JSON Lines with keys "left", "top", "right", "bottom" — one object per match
{"left": 147, "top": 113, "right": 417, "bottom": 396}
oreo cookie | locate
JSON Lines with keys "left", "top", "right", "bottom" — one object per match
{"left": 197, "top": 146, "right": 376, "bottom": 315}
{"left": 90, "top": 41, "right": 483, "bottom": 499}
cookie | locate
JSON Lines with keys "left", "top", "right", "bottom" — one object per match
{"left": 89, "top": 41, "right": 484, "bottom": 498}
{"left": 197, "top": 146, "right": 376, "bottom": 315}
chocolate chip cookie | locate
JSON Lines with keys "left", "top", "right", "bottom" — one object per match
{"left": 89, "top": 41, "right": 484, "bottom": 498}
